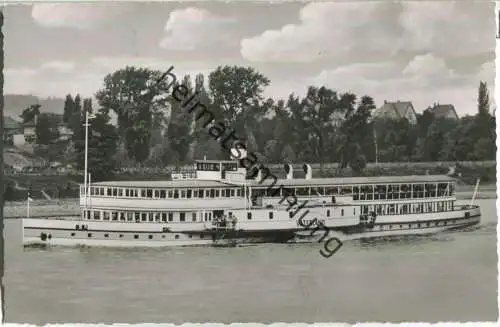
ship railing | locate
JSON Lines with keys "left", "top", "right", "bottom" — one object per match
{"left": 171, "top": 171, "right": 197, "bottom": 180}
{"left": 211, "top": 216, "right": 237, "bottom": 230}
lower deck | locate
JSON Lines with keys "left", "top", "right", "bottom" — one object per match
{"left": 23, "top": 205, "right": 481, "bottom": 248}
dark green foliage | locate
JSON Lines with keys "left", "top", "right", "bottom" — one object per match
{"left": 35, "top": 113, "right": 59, "bottom": 145}
{"left": 51, "top": 67, "right": 497, "bottom": 177}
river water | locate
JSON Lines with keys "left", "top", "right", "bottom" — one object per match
{"left": 3, "top": 199, "right": 498, "bottom": 323}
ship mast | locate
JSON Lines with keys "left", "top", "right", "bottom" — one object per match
{"left": 83, "top": 110, "right": 95, "bottom": 215}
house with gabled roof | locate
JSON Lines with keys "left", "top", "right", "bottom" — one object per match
{"left": 373, "top": 100, "right": 418, "bottom": 125}
{"left": 427, "top": 103, "right": 459, "bottom": 120}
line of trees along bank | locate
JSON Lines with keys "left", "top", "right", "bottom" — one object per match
{"left": 57, "top": 66, "right": 494, "bottom": 182}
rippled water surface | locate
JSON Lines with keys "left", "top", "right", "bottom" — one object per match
{"left": 3, "top": 199, "right": 498, "bottom": 323}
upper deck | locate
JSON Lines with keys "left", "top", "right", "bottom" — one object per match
{"left": 81, "top": 157, "right": 457, "bottom": 205}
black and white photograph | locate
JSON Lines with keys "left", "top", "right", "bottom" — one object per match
{"left": 0, "top": 1, "right": 497, "bottom": 324}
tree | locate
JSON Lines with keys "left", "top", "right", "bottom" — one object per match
{"left": 74, "top": 111, "right": 119, "bottom": 181}
{"left": 208, "top": 65, "right": 270, "bottom": 126}
{"left": 96, "top": 66, "right": 172, "bottom": 163}
{"left": 478, "top": 81, "right": 490, "bottom": 117}
{"left": 20, "top": 104, "right": 41, "bottom": 124}
{"left": 63, "top": 94, "right": 74, "bottom": 123}
{"left": 166, "top": 75, "right": 195, "bottom": 163}
{"left": 35, "top": 113, "right": 59, "bottom": 145}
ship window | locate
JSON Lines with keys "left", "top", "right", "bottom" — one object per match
{"left": 180, "top": 212, "right": 186, "bottom": 222}
{"left": 187, "top": 189, "right": 192, "bottom": 198}
{"left": 269, "top": 212, "right": 273, "bottom": 219}
{"left": 168, "top": 190, "right": 173, "bottom": 198}
{"left": 118, "top": 188, "right": 123, "bottom": 197}
{"left": 134, "top": 212, "right": 140, "bottom": 222}
{"left": 119, "top": 212, "right": 126, "bottom": 221}
{"left": 106, "top": 188, "right": 111, "bottom": 196}
{"left": 104, "top": 233, "right": 109, "bottom": 238}
{"left": 126, "top": 212, "right": 134, "bottom": 221}
{"left": 247, "top": 213, "right": 252, "bottom": 220}
{"left": 134, "top": 234, "right": 139, "bottom": 239}
{"left": 200, "top": 234, "right": 204, "bottom": 239}
{"left": 168, "top": 213, "right": 173, "bottom": 221}
{"left": 112, "top": 212, "right": 118, "bottom": 221}
{"left": 181, "top": 190, "right": 186, "bottom": 198}
{"left": 225, "top": 189, "right": 231, "bottom": 197}
{"left": 296, "top": 187, "right": 309, "bottom": 196}
{"left": 193, "top": 189, "right": 199, "bottom": 198}
{"left": 93, "top": 211, "right": 100, "bottom": 220}
{"left": 188, "top": 234, "right": 192, "bottom": 238}
{"left": 210, "top": 189, "right": 215, "bottom": 198}
{"left": 162, "top": 235, "right": 166, "bottom": 238}
{"left": 88, "top": 233, "right": 92, "bottom": 238}
{"left": 103, "top": 211, "right": 110, "bottom": 220}
{"left": 325, "top": 187, "right": 338, "bottom": 195}
{"left": 148, "top": 235, "right": 153, "bottom": 239}
{"left": 119, "top": 234, "right": 123, "bottom": 238}
{"left": 215, "top": 189, "right": 220, "bottom": 197}
{"left": 173, "top": 190, "right": 179, "bottom": 199}
{"left": 237, "top": 189, "right": 242, "bottom": 197}
{"left": 161, "top": 213, "right": 167, "bottom": 222}
{"left": 206, "top": 189, "right": 210, "bottom": 197}
{"left": 125, "top": 189, "right": 130, "bottom": 197}
{"left": 71, "top": 232, "right": 75, "bottom": 236}
{"left": 199, "top": 189, "right": 204, "bottom": 198}
{"left": 353, "top": 208, "right": 356, "bottom": 215}
{"left": 154, "top": 190, "right": 159, "bottom": 198}
{"left": 341, "top": 209, "right": 344, "bottom": 216}
{"left": 160, "top": 190, "right": 166, "bottom": 198}
{"left": 230, "top": 189, "right": 235, "bottom": 197}
{"left": 175, "top": 235, "right": 179, "bottom": 239}
{"left": 141, "top": 213, "right": 147, "bottom": 222}
{"left": 148, "top": 213, "right": 154, "bottom": 222}
{"left": 192, "top": 213, "right": 197, "bottom": 221}
{"left": 155, "top": 213, "right": 161, "bottom": 222}
{"left": 327, "top": 210, "right": 330, "bottom": 217}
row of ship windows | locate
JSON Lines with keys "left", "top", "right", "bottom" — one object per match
{"left": 84, "top": 183, "right": 454, "bottom": 200}
{"left": 82, "top": 208, "right": 353, "bottom": 222}
{"left": 47, "top": 232, "right": 202, "bottom": 240}
{"left": 361, "top": 201, "right": 455, "bottom": 215}
{"left": 376, "top": 219, "right": 459, "bottom": 231}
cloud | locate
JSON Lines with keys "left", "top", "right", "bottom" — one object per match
{"left": 241, "top": 2, "right": 383, "bottom": 63}
{"left": 241, "top": 1, "right": 494, "bottom": 63}
{"left": 301, "top": 54, "right": 492, "bottom": 115}
{"left": 31, "top": 3, "right": 128, "bottom": 29}
{"left": 159, "top": 7, "right": 235, "bottom": 51}
{"left": 40, "top": 61, "right": 75, "bottom": 73}
{"left": 5, "top": 56, "right": 220, "bottom": 99}
{"left": 398, "top": 1, "right": 495, "bottom": 57}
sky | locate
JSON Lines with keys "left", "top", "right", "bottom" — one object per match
{"left": 3, "top": 1, "right": 496, "bottom": 116}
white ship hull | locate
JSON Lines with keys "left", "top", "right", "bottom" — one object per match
{"left": 22, "top": 205, "right": 481, "bottom": 248}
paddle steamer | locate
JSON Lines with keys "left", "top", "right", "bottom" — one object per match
{"left": 22, "top": 151, "right": 481, "bottom": 247}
